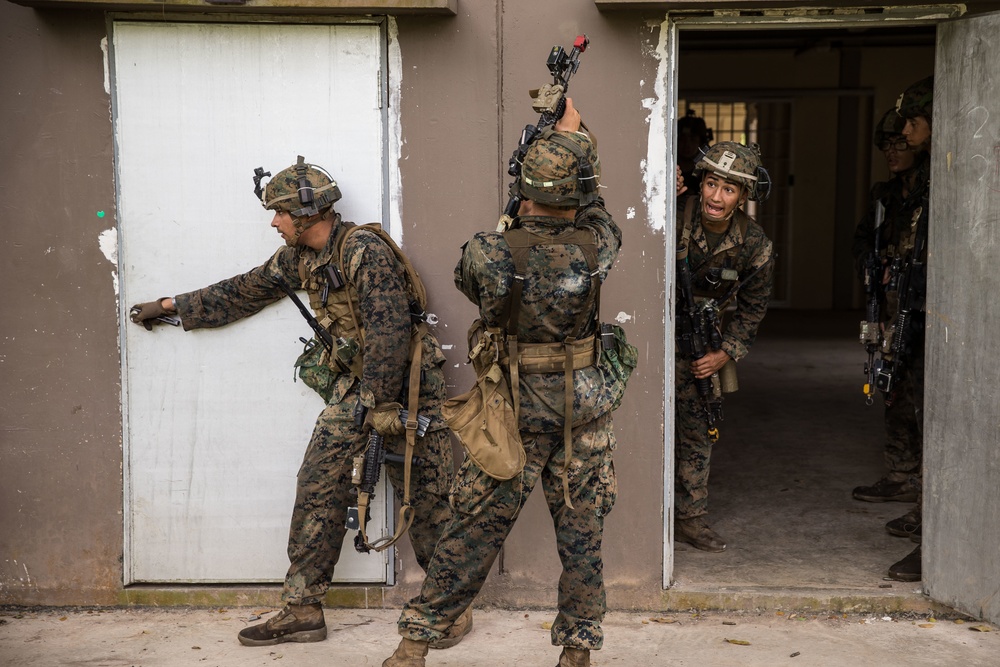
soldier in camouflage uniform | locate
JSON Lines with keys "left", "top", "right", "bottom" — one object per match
{"left": 383, "top": 98, "right": 621, "bottom": 667}
{"left": 674, "top": 142, "right": 774, "bottom": 553}
{"left": 129, "top": 158, "right": 465, "bottom": 647}
{"left": 851, "top": 106, "right": 927, "bottom": 530}
{"left": 857, "top": 76, "right": 932, "bottom": 583}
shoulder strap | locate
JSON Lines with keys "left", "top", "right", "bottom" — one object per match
{"left": 339, "top": 223, "right": 427, "bottom": 311}
{"left": 341, "top": 223, "right": 430, "bottom": 554}
{"left": 500, "top": 226, "right": 601, "bottom": 510}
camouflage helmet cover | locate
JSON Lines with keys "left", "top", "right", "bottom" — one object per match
{"left": 519, "top": 128, "right": 601, "bottom": 208}
{"left": 896, "top": 76, "right": 933, "bottom": 121}
{"left": 261, "top": 156, "right": 342, "bottom": 217}
{"left": 694, "top": 141, "right": 766, "bottom": 199}
{"left": 873, "top": 107, "right": 907, "bottom": 147}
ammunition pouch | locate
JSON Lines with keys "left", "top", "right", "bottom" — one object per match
{"left": 599, "top": 323, "right": 638, "bottom": 410}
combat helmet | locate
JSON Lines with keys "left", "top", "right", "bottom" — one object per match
{"left": 873, "top": 107, "right": 907, "bottom": 148}
{"left": 896, "top": 76, "right": 933, "bottom": 121}
{"left": 519, "top": 128, "right": 601, "bottom": 209}
{"left": 694, "top": 141, "right": 771, "bottom": 203}
{"left": 678, "top": 109, "right": 714, "bottom": 145}
{"left": 254, "top": 156, "right": 342, "bottom": 218}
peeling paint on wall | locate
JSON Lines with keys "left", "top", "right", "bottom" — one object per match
{"left": 98, "top": 228, "right": 119, "bottom": 296}
{"left": 101, "top": 37, "right": 110, "bottom": 95}
{"left": 640, "top": 19, "right": 670, "bottom": 234}
{"left": 387, "top": 18, "right": 404, "bottom": 248}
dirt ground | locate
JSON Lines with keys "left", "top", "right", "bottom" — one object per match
{"left": 1, "top": 606, "right": 997, "bottom": 667}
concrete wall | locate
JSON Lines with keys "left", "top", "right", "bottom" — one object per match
{"left": 924, "top": 12, "right": 1000, "bottom": 624}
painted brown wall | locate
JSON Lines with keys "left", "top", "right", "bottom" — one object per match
{"left": 1, "top": 3, "right": 123, "bottom": 604}
{"left": 390, "top": 1, "right": 670, "bottom": 607}
{"left": 1, "top": 1, "right": 671, "bottom": 607}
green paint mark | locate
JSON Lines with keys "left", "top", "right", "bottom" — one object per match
{"left": 97, "top": 211, "right": 106, "bottom": 218}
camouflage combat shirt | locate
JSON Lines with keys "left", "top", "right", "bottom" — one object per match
{"left": 851, "top": 154, "right": 930, "bottom": 323}
{"left": 677, "top": 194, "right": 775, "bottom": 361}
{"left": 174, "top": 218, "right": 446, "bottom": 427}
{"left": 455, "top": 198, "right": 623, "bottom": 433}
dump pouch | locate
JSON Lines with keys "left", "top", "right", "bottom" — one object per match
{"left": 442, "top": 362, "right": 526, "bottom": 481}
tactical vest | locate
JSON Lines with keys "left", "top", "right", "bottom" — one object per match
{"left": 298, "top": 218, "right": 429, "bottom": 553}
{"left": 298, "top": 220, "right": 428, "bottom": 380}
{"left": 679, "top": 194, "right": 751, "bottom": 308}
{"left": 473, "top": 225, "right": 603, "bottom": 508}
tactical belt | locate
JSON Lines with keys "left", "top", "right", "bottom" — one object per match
{"left": 500, "top": 336, "right": 598, "bottom": 374}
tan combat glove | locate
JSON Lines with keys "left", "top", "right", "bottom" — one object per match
{"left": 367, "top": 402, "right": 406, "bottom": 437}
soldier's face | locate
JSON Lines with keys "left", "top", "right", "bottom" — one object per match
{"left": 903, "top": 116, "right": 931, "bottom": 151}
{"left": 883, "top": 137, "right": 916, "bottom": 174}
{"left": 270, "top": 210, "right": 299, "bottom": 246}
{"left": 700, "top": 174, "right": 745, "bottom": 224}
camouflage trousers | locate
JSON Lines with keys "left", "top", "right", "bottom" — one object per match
{"left": 674, "top": 356, "right": 717, "bottom": 520}
{"left": 882, "top": 335, "right": 924, "bottom": 484}
{"left": 398, "top": 412, "right": 617, "bottom": 650}
{"left": 282, "top": 387, "right": 455, "bottom": 605}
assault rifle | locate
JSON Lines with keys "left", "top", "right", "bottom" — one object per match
{"left": 874, "top": 202, "right": 928, "bottom": 404}
{"left": 347, "top": 403, "right": 430, "bottom": 553}
{"left": 497, "top": 34, "right": 590, "bottom": 232}
{"left": 860, "top": 200, "right": 885, "bottom": 405}
{"left": 675, "top": 245, "right": 772, "bottom": 441}
{"left": 675, "top": 244, "right": 723, "bottom": 441}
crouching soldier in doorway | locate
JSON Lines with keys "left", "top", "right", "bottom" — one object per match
{"left": 383, "top": 98, "right": 623, "bottom": 667}
{"left": 128, "top": 157, "right": 469, "bottom": 648}
{"left": 674, "top": 142, "right": 774, "bottom": 552}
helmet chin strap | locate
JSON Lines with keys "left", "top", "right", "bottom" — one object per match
{"left": 285, "top": 209, "right": 333, "bottom": 247}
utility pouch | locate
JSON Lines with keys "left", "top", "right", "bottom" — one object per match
{"left": 719, "top": 358, "right": 739, "bottom": 393}
{"left": 442, "top": 362, "right": 525, "bottom": 481}
{"left": 294, "top": 337, "right": 338, "bottom": 404}
{"left": 600, "top": 323, "right": 638, "bottom": 411}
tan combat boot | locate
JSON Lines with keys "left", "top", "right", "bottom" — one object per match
{"left": 237, "top": 602, "right": 326, "bottom": 646}
{"left": 382, "top": 637, "right": 429, "bottom": 667}
{"left": 675, "top": 516, "right": 727, "bottom": 552}
{"left": 557, "top": 647, "right": 591, "bottom": 667}
{"left": 429, "top": 607, "right": 474, "bottom": 649}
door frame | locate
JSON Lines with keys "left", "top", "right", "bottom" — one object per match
{"left": 110, "top": 14, "right": 402, "bottom": 586}
{"left": 658, "top": 5, "right": 961, "bottom": 590}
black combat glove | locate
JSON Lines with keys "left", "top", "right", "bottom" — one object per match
{"left": 129, "top": 298, "right": 177, "bottom": 331}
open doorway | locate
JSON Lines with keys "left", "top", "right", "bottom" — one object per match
{"left": 670, "top": 23, "right": 935, "bottom": 593}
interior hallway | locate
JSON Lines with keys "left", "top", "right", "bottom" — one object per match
{"left": 672, "top": 309, "right": 922, "bottom": 596}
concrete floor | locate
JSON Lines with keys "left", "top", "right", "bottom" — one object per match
{"left": 2, "top": 606, "right": 998, "bottom": 667}
{"left": 672, "top": 309, "right": 923, "bottom": 601}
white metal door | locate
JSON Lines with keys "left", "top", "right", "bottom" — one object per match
{"left": 114, "top": 21, "right": 390, "bottom": 583}
{"left": 925, "top": 9, "right": 1000, "bottom": 624}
